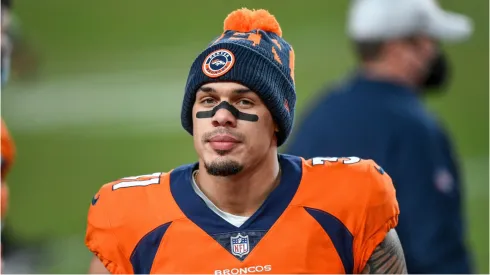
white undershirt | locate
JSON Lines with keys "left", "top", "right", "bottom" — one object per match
{"left": 191, "top": 170, "right": 250, "bottom": 227}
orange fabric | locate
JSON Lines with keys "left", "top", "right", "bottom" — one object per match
{"left": 85, "top": 158, "right": 399, "bottom": 274}
{"left": 1, "top": 119, "right": 15, "bottom": 178}
{"left": 229, "top": 32, "right": 262, "bottom": 47}
{"left": 85, "top": 183, "right": 127, "bottom": 274}
{"left": 298, "top": 158, "right": 399, "bottom": 273}
{"left": 288, "top": 49, "right": 295, "bottom": 82}
{"left": 1, "top": 183, "right": 8, "bottom": 220}
{"left": 272, "top": 46, "right": 282, "bottom": 64}
{"left": 223, "top": 8, "right": 282, "bottom": 37}
{"left": 1, "top": 119, "right": 15, "bottom": 219}
{"left": 85, "top": 172, "right": 180, "bottom": 274}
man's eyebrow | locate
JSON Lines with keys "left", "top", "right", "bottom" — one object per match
{"left": 198, "top": 86, "right": 216, "bottom": 93}
{"left": 233, "top": 88, "right": 252, "bottom": 94}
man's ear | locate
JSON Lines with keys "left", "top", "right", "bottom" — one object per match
{"left": 274, "top": 123, "right": 279, "bottom": 133}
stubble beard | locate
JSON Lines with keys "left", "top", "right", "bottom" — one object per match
{"left": 204, "top": 153, "right": 244, "bottom": 177}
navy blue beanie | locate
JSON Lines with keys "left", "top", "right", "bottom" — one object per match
{"left": 181, "top": 8, "right": 296, "bottom": 146}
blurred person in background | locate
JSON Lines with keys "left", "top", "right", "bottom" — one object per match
{"left": 1, "top": 0, "right": 39, "bottom": 218}
{"left": 1, "top": 0, "right": 17, "bottom": 247}
{"left": 286, "top": 0, "right": 474, "bottom": 273}
{"left": 1, "top": 0, "right": 40, "bottom": 272}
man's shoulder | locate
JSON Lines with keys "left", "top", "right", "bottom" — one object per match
{"left": 303, "top": 156, "right": 383, "bottom": 176}
{"left": 90, "top": 160, "right": 198, "bottom": 210}
{"left": 86, "top": 168, "right": 188, "bottom": 233}
{"left": 98, "top": 171, "right": 169, "bottom": 195}
{"left": 298, "top": 156, "right": 399, "bottom": 237}
{"left": 85, "top": 170, "right": 180, "bottom": 269}
{"left": 90, "top": 171, "right": 172, "bottom": 216}
{"left": 300, "top": 156, "right": 396, "bottom": 205}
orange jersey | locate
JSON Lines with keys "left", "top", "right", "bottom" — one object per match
{"left": 1, "top": 119, "right": 15, "bottom": 218}
{"left": 85, "top": 154, "right": 399, "bottom": 274}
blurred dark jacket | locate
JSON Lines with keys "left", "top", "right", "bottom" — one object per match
{"left": 286, "top": 72, "right": 473, "bottom": 273}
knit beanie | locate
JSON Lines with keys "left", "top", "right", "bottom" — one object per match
{"left": 181, "top": 8, "right": 296, "bottom": 146}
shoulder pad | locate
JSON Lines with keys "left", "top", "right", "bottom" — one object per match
{"left": 90, "top": 172, "right": 168, "bottom": 221}
{"left": 303, "top": 156, "right": 395, "bottom": 208}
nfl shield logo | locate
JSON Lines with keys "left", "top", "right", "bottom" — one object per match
{"left": 230, "top": 233, "right": 250, "bottom": 257}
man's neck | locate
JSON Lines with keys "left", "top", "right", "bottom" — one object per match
{"left": 361, "top": 61, "right": 418, "bottom": 88}
{"left": 196, "top": 151, "right": 281, "bottom": 217}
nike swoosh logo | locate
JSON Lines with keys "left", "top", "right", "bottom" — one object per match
{"left": 92, "top": 194, "right": 100, "bottom": 206}
{"left": 375, "top": 165, "right": 385, "bottom": 175}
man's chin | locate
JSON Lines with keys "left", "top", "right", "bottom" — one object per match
{"left": 204, "top": 157, "right": 244, "bottom": 177}
{"left": 207, "top": 154, "right": 237, "bottom": 164}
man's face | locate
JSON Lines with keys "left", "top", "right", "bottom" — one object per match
{"left": 192, "top": 82, "right": 277, "bottom": 177}
{"left": 399, "top": 36, "right": 439, "bottom": 84}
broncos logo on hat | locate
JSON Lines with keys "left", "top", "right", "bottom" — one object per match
{"left": 211, "top": 60, "right": 226, "bottom": 66}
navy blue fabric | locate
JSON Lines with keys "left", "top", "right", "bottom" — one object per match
{"left": 130, "top": 222, "right": 172, "bottom": 274}
{"left": 170, "top": 154, "right": 302, "bottom": 260}
{"left": 305, "top": 207, "right": 354, "bottom": 274}
{"left": 286, "top": 72, "right": 473, "bottom": 273}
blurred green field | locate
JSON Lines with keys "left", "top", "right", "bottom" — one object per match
{"left": 2, "top": 0, "right": 488, "bottom": 273}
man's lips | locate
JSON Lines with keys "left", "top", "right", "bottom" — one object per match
{"left": 208, "top": 135, "right": 240, "bottom": 151}
{"left": 208, "top": 135, "right": 239, "bottom": 143}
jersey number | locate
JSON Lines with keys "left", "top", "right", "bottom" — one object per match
{"left": 112, "top": 172, "right": 162, "bottom": 190}
{"left": 311, "top": 157, "right": 361, "bottom": 166}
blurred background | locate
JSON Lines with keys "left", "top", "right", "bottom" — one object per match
{"left": 1, "top": 0, "right": 488, "bottom": 273}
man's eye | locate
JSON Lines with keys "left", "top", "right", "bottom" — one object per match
{"left": 237, "top": 99, "right": 253, "bottom": 106}
{"left": 201, "top": 98, "right": 216, "bottom": 105}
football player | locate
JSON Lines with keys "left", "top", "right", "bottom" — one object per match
{"left": 1, "top": 0, "right": 16, "bottom": 234}
{"left": 1, "top": 0, "right": 17, "bottom": 270}
{"left": 85, "top": 8, "right": 406, "bottom": 274}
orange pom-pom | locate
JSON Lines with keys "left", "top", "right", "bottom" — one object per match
{"left": 223, "top": 8, "right": 282, "bottom": 37}
{"left": 251, "top": 9, "right": 282, "bottom": 37}
{"left": 223, "top": 8, "right": 254, "bottom": 34}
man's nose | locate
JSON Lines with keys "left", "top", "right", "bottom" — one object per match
{"left": 212, "top": 106, "right": 237, "bottom": 128}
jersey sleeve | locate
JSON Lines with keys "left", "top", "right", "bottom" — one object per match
{"left": 85, "top": 183, "right": 132, "bottom": 274}
{"left": 354, "top": 162, "right": 400, "bottom": 273}
{"left": 1, "top": 119, "right": 16, "bottom": 178}
{"left": 1, "top": 120, "right": 15, "bottom": 220}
